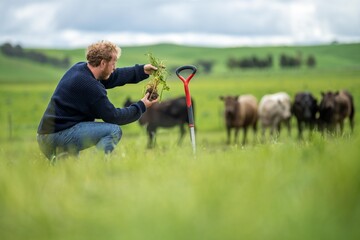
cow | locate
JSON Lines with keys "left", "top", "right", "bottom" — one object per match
{"left": 291, "top": 92, "right": 318, "bottom": 139}
{"left": 258, "top": 92, "right": 292, "bottom": 140}
{"left": 318, "top": 90, "right": 355, "bottom": 134}
{"left": 219, "top": 94, "right": 258, "bottom": 145}
{"left": 124, "top": 96, "right": 193, "bottom": 148}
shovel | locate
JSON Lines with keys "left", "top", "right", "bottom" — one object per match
{"left": 176, "top": 65, "right": 197, "bottom": 155}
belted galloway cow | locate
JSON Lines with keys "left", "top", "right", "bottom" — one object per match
{"left": 319, "top": 90, "right": 354, "bottom": 134}
{"left": 291, "top": 92, "right": 318, "bottom": 139}
{"left": 219, "top": 94, "right": 258, "bottom": 145}
{"left": 124, "top": 96, "right": 193, "bottom": 148}
{"left": 258, "top": 92, "right": 292, "bottom": 140}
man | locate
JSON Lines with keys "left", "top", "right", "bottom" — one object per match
{"left": 37, "top": 40, "right": 158, "bottom": 160}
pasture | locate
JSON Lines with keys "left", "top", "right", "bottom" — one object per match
{"left": 0, "top": 43, "right": 360, "bottom": 239}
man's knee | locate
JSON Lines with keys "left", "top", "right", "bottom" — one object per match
{"left": 101, "top": 126, "right": 121, "bottom": 154}
{"left": 111, "top": 125, "right": 122, "bottom": 143}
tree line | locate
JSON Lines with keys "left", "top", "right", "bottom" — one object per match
{"left": 227, "top": 52, "right": 316, "bottom": 70}
{"left": 227, "top": 55, "right": 273, "bottom": 69}
{"left": 0, "top": 43, "right": 70, "bottom": 68}
{"left": 192, "top": 52, "right": 316, "bottom": 74}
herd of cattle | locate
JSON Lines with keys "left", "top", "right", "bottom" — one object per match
{"left": 221, "top": 90, "right": 354, "bottom": 145}
{"left": 124, "top": 90, "right": 355, "bottom": 147}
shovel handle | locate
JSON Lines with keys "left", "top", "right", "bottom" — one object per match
{"left": 176, "top": 65, "right": 197, "bottom": 84}
{"left": 176, "top": 65, "right": 197, "bottom": 107}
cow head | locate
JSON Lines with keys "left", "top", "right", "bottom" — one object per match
{"left": 319, "top": 91, "right": 339, "bottom": 122}
{"left": 220, "top": 95, "right": 239, "bottom": 120}
{"left": 293, "top": 92, "right": 318, "bottom": 120}
{"left": 277, "top": 99, "right": 291, "bottom": 120}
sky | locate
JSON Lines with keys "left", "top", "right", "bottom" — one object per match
{"left": 0, "top": 0, "right": 359, "bottom": 48}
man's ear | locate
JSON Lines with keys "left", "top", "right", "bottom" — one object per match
{"left": 100, "top": 59, "right": 106, "bottom": 68}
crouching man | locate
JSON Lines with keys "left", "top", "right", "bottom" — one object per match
{"left": 37, "top": 40, "right": 158, "bottom": 160}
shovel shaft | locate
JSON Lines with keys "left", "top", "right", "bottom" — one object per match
{"left": 189, "top": 126, "right": 196, "bottom": 154}
{"left": 186, "top": 92, "right": 196, "bottom": 154}
{"left": 187, "top": 105, "right": 195, "bottom": 127}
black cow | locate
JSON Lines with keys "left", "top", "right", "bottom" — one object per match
{"left": 291, "top": 92, "right": 318, "bottom": 139}
{"left": 124, "top": 96, "right": 194, "bottom": 148}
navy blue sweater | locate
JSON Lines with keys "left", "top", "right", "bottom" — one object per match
{"left": 37, "top": 62, "right": 148, "bottom": 134}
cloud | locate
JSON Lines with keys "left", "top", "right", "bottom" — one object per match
{"left": 11, "top": 2, "right": 59, "bottom": 33}
{"left": 0, "top": 0, "right": 359, "bottom": 48}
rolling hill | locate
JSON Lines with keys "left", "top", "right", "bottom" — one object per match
{"left": 0, "top": 42, "right": 359, "bottom": 83}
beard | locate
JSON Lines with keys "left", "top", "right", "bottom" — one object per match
{"left": 98, "top": 70, "right": 111, "bottom": 80}
{"left": 99, "top": 74, "right": 109, "bottom": 80}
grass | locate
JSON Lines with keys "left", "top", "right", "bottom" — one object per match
{"left": 0, "top": 43, "right": 360, "bottom": 239}
{"left": 1, "top": 133, "right": 359, "bottom": 240}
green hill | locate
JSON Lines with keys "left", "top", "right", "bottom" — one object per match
{"left": 0, "top": 43, "right": 359, "bottom": 83}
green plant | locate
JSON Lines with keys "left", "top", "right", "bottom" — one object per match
{"left": 145, "top": 53, "right": 170, "bottom": 101}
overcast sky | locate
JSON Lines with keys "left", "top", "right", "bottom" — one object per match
{"left": 1, "top": 0, "right": 359, "bottom": 48}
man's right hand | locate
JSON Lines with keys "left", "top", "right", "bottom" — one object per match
{"left": 141, "top": 93, "right": 159, "bottom": 108}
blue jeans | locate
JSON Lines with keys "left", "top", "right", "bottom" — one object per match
{"left": 37, "top": 122, "right": 122, "bottom": 160}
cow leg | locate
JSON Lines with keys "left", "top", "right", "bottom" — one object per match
{"left": 349, "top": 116, "right": 355, "bottom": 133}
{"left": 252, "top": 121, "right": 258, "bottom": 134}
{"left": 327, "top": 122, "right": 336, "bottom": 135}
{"left": 324, "top": 122, "right": 332, "bottom": 135}
{"left": 270, "top": 122, "right": 276, "bottom": 136}
{"left": 234, "top": 128, "right": 240, "bottom": 145}
{"left": 147, "top": 126, "right": 156, "bottom": 148}
{"left": 271, "top": 121, "right": 280, "bottom": 140}
{"left": 339, "top": 120, "right": 345, "bottom": 135}
{"left": 270, "top": 125, "right": 274, "bottom": 136}
{"left": 226, "top": 126, "right": 231, "bottom": 144}
{"left": 308, "top": 120, "right": 315, "bottom": 138}
{"left": 150, "top": 130, "right": 157, "bottom": 148}
{"left": 261, "top": 124, "right": 266, "bottom": 143}
{"left": 147, "top": 131, "right": 154, "bottom": 148}
{"left": 242, "top": 127, "right": 248, "bottom": 146}
{"left": 276, "top": 123, "right": 281, "bottom": 138}
{"left": 285, "top": 118, "right": 291, "bottom": 136}
{"left": 178, "top": 124, "right": 186, "bottom": 145}
{"left": 297, "top": 120, "right": 303, "bottom": 139}
{"left": 252, "top": 121, "right": 258, "bottom": 144}
{"left": 318, "top": 120, "right": 324, "bottom": 134}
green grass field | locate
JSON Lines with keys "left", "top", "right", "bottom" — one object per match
{"left": 0, "top": 43, "right": 360, "bottom": 240}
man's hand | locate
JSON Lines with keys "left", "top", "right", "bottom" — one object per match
{"left": 141, "top": 93, "right": 159, "bottom": 108}
{"left": 144, "top": 64, "right": 158, "bottom": 75}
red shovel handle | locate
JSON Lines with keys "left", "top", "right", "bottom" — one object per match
{"left": 176, "top": 65, "right": 197, "bottom": 84}
{"left": 176, "top": 65, "right": 197, "bottom": 108}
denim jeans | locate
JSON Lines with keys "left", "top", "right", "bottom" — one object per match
{"left": 37, "top": 122, "right": 122, "bottom": 160}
